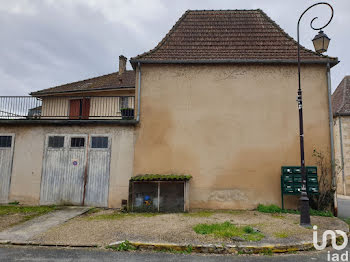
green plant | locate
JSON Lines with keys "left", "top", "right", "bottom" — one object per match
{"left": 262, "top": 248, "right": 273, "bottom": 256}
{"left": 193, "top": 221, "right": 264, "bottom": 241}
{"left": 8, "top": 201, "right": 19, "bottom": 205}
{"left": 310, "top": 149, "right": 342, "bottom": 212}
{"left": 86, "top": 211, "right": 157, "bottom": 220}
{"left": 256, "top": 204, "right": 333, "bottom": 217}
{"left": 243, "top": 226, "right": 254, "bottom": 234}
{"left": 115, "top": 240, "right": 136, "bottom": 251}
{"left": 274, "top": 232, "right": 289, "bottom": 238}
{"left": 183, "top": 211, "right": 213, "bottom": 217}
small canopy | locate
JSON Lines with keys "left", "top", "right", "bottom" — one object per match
{"left": 130, "top": 174, "right": 192, "bottom": 182}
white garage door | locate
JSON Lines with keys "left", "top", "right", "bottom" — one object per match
{"left": 0, "top": 135, "right": 15, "bottom": 203}
{"left": 40, "top": 134, "right": 111, "bottom": 207}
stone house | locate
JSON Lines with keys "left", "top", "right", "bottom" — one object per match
{"left": 0, "top": 9, "right": 338, "bottom": 210}
{"left": 333, "top": 76, "right": 350, "bottom": 196}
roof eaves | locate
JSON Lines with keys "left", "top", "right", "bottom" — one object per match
{"left": 130, "top": 58, "right": 339, "bottom": 67}
{"left": 30, "top": 86, "right": 135, "bottom": 97}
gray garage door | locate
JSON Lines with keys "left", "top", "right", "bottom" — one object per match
{"left": 40, "top": 134, "right": 111, "bottom": 207}
{"left": 84, "top": 136, "right": 111, "bottom": 207}
{"left": 0, "top": 135, "right": 15, "bottom": 203}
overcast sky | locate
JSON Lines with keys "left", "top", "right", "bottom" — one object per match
{"left": 0, "top": 0, "right": 349, "bottom": 95}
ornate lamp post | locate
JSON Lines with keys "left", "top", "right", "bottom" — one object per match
{"left": 297, "top": 2, "right": 334, "bottom": 226}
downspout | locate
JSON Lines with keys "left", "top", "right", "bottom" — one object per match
{"left": 339, "top": 116, "right": 346, "bottom": 195}
{"left": 136, "top": 62, "right": 141, "bottom": 122}
{"left": 327, "top": 62, "right": 335, "bottom": 189}
{"left": 327, "top": 63, "right": 337, "bottom": 214}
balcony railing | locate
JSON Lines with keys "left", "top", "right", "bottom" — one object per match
{"left": 0, "top": 96, "right": 135, "bottom": 120}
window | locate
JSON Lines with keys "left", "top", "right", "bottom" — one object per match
{"left": 0, "top": 136, "right": 12, "bottom": 148}
{"left": 71, "top": 137, "right": 85, "bottom": 148}
{"left": 119, "top": 97, "right": 129, "bottom": 110}
{"left": 91, "top": 137, "right": 108, "bottom": 148}
{"left": 48, "top": 136, "right": 64, "bottom": 148}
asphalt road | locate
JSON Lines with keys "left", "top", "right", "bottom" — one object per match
{"left": 0, "top": 245, "right": 348, "bottom": 262}
{"left": 338, "top": 196, "right": 350, "bottom": 218}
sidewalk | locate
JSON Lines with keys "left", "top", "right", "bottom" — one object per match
{"left": 26, "top": 209, "right": 348, "bottom": 252}
{"left": 0, "top": 207, "right": 90, "bottom": 242}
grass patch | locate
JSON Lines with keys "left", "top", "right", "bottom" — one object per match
{"left": 257, "top": 204, "right": 333, "bottom": 217}
{"left": 87, "top": 211, "right": 158, "bottom": 220}
{"left": 0, "top": 205, "right": 58, "bottom": 217}
{"left": 271, "top": 213, "right": 285, "bottom": 219}
{"left": 193, "top": 221, "right": 264, "bottom": 242}
{"left": 274, "top": 232, "right": 289, "bottom": 238}
{"left": 342, "top": 218, "right": 350, "bottom": 227}
{"left": 183, "top": 211, "right": 214, "bottom": 217}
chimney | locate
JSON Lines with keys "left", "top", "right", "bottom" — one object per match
{"left": 119, "top": 55, "right": 127, "bottom": 75}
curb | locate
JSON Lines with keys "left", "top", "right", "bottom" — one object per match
{"left": 0, "top": 240, "right": 98, "bottom": 248}
{"left": 108, "top": 234, "right": 347, "bottom": 255}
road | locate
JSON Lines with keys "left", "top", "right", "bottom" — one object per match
{"left": 0, "top": 245, "right": 347, "bottom": 262}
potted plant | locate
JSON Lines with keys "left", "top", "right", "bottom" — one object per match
{"left": 121, "top": 108, "right": 134, "bottom": 120}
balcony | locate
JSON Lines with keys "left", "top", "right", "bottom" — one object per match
{"left": 0, "top": 96, "right": 136, "bottom": 124}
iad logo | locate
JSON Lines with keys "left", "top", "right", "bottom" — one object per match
{"left": 313, "top": 225, "right": 348, "bottom": 251}
{"left": 313, "top": 225, "right": 349, "bottom": 262}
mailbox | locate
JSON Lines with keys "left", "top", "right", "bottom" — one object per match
{"left": 281, "top": 166, "right": 319, "bottom": 209}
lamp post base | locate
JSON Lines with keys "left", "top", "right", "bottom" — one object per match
{"left": 300, "top": 191, "right": 311, "bottom": 227}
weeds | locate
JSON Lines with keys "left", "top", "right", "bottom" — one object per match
{"left": 257, "top": 204, "right": 333, "bottom": 217}
{"left": 193, "top": 221, "right": 264, "bottom": 241}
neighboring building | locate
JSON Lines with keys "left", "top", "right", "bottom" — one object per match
{"left": 0, "top": 56, "right": 136, "bottom": 207}
{"left": 0, "top": 10, "right": 338, "bottom": 210}
{"left": 333, "top": 76, "right": 350, "bottom": 196}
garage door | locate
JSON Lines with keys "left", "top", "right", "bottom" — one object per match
{"left": 84, "top": 136, "right": 111, "bottom": 206}
{"left": 0, "top": 135, "right": 15, "bottom": 203}
{"left": 40, "top": 134, "right": 111, "bottom": 207}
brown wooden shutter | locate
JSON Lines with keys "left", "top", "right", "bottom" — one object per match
{"left": 82, "top": 98, "right": 90, "bottom": 119}
{"left": 69, "top": 99, "right": 81, "bottom": 119}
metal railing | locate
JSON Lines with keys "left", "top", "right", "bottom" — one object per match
{"left": 0, "top": 96, "right": 135, "bottom": 120}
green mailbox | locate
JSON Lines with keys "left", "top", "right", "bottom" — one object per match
{"left": 281, "top": 166, "right": 319, "bottom": 209}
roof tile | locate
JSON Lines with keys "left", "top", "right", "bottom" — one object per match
{"left": 131, "top": 10, "right": 337, "bottom": 64}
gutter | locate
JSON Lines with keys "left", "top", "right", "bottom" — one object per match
{"left": 327, "top": 63, "right": 336, "bottom": 189}
{"left": 136, "top": 62, "right": 141, "bottom": 122}
{"left": 30, "top": 87, "right": 135, "bottom": 97}
{"left": 130, "top": 58, "right": 339, "bottom": 68}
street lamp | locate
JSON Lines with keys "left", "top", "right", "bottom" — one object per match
{"left": 297, "top": 2, "right": 334, "bottom": 227}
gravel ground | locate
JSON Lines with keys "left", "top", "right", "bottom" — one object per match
{"left": 0, "top": 214, "right": 27, "bottom": 232}
{"left": 31, "top": 210, "right": 348, "bottom": 247}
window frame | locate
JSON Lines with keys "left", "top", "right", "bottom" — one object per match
{"left": 89, "top": 135, "right": 111, "bottom": 151}
{"left": 47, "top": 136, "right": 65, "bottom": 149}
{"left": 70, "top": 137, "right": 86, "bottom": 149}
{"left": 0, "top": 134, "right": 15, "bottom": 149}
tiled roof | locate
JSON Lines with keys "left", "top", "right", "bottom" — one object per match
{"left": 30, "top": 70, "right": 135, "bottom": 96}
{"left": 332, "top": 76, "right": 350, "bottom": 116}
{"left": 131, "top": 10, "right": 338, "bottom": 65}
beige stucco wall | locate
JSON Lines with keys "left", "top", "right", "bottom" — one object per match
{"left": 334, "top": 116, "right": 350, "bottom": 196}
{"left": 133, "top": 63, "right": 332, "bottom": 210}
{"left": 0, "top": 124, "right": 135, "bottom": 208}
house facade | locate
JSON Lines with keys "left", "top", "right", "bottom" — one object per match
{"left": 0, "top": 10, "right": 338, "bottom": 210}
{"left": 333, "top": 76, "right": 350, "bottom": 196}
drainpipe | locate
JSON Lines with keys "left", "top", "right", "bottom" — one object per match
{"left": 327, "top": 63, "right": 335, "bottom": 188}
{"left": 339, "top": 116, "right": 346, "bottom": 195}
{"left": 136, "top": 62, "right": 141, "bottom": 122}
{"left": 327, "top": 63, "right": 337, "bottom": 214}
